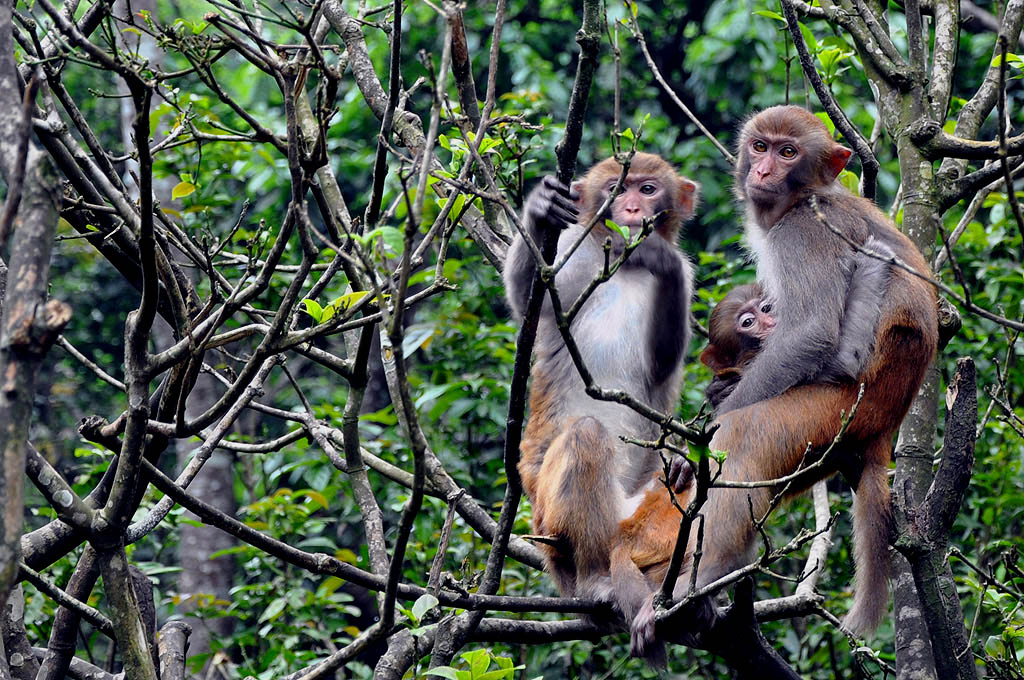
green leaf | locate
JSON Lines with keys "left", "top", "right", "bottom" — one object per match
{"left": 990, "top": 52, "right": 1022, "bottom": 68}
{"left": 171, "top": 181, "right": 196, "bottom": 200}
{"left": 620, "top": 127, "right": 635, "bottom": 141}
{"left": 442, "top": 259, "right": 463, "bottom": 280}
{"left": 296, "top": 489, "right": 329, "bottom": 510}
{"left": 331, "top": 290, "right": 370, "bottom": 311}
{"left": 404, "top": 324, "right": 438, "bottom": 357}
{"left": 985, "top": 635, "right": 1006, "bottom": 656}
{"left": 838, "top": 169, "right": 860, "bottom": 195}
{"left": 478, "top": 137, "right": 502, "bottom": 154}
{"left": 301, "top": 299, "right": 324, "bottom": 323}
{"left": 753, "top": 9, "right": 786, "bottom": 22}
{"left": 379, "top": 226, "right": 405, "bottom": 253}
{"left": 468, "top": 649, "right": 489, "bottom": 677}
{"left": 814, "top": 112, "right": 836, "bottom": 136}
{"left": 798, "top": 22, "right": 819, "bottom": 53}
{"left": 477, "top": 670, "right": 517, "bottom": 680}
{"left": 449, "top": 194, "right": 468, "bottom": 218}
{"left": 411, "top": 593, "right": 439, "bottom": 622}
{"left": 425, "top": 668, "right": 460, "bottom": 680}
{"left": 493, "top": 657, "right": 516, "bottom": 671}
{"left": 461, "top": 650, "right": 489, "bottom": 675}
{"left": 605, "top": 219, "right": 630, "bottom": 243}
{"left": 258, "top": 597, "right": 287, "bottom": 623}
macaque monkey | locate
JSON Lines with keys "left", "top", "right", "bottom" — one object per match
{"left": 702, "top": 236, "right": 893, "bottom": 409}
{"left": 633, "top": 107, "right": 938, "bottom": 655}
{"left": 504, "top": 153, "right": 697, "bottom": 629}
{"left": 700, "top": 283, "right": 774, "bottom": 409}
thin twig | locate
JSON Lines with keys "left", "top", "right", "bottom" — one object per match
{"left": 996, "top": 36, "right": 1024, "bottom": 260}
{"left": 626, "top": 7, "right": 735, "bottom": 164}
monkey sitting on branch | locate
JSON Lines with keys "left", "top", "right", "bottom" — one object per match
{"left": 503, "top": 152, "right": 699, "bottom": 638}
{"left": 632, "top": 106, "right": 938, "bottom": 657}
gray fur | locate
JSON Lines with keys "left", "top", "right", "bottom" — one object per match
{"left": 506, "top": 221, "right": 693, "bottom": 494}
{"left": 719, "top": 190, "right": 877, "bottom": 414}
{"left": 820, "top": 235, "right": 894, "bottom": 382}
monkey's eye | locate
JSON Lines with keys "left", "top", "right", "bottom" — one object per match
{"left": 760, "top": 301, "right": 772, "bottom": 314}
{"left": 739, "top": 313, "right": 756, "bottom": 329}
{"left": 640, "top": 183, "right": 658, "bottom": 195}
{"left": 779, "top": 145, "right": 798, "bottom": 159}
{"left": 751, "top": 140, "right": 768, "bottom": 153}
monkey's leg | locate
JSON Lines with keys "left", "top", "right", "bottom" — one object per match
{"left": 608, "top": 544, "right": 657, "bottom": 624}
{"left": 533, "top": 417, "right": 621, "bottom": 596}
{"left": 609, "top": 544, "right": 667, "bottom": 665}
{"left": 694, "top": 385, "right": 855, "bottom": 589}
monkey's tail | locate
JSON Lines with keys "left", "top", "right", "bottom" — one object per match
{"left": 844, "top": 457, "right": 892, "bottom": 636}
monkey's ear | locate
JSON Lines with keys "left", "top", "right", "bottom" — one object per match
{"left": 569, "top": 180, "right": 584, "bottom": 205}
{"left": 699, "top": 345, "right": 727, "bottom": 371}
{"left": 678, "top": 177, "right": 700, "bottom": 217}
{"left": 828, "top": 146, "right": 853, "bottom": 180}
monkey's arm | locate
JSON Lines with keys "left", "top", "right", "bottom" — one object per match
{"left": 821, "top": 236, "right": 894, "bottom": 382}
{"left": 717, "top": 250, "right": 846, "bottom": 413}
{"left": 626, "top": 236, "right": 693, "bottom": 383}
{"left": 503, "top": 176, "right": 579, "bottom": 319}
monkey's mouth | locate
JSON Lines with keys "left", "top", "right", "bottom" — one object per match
{"left": 746, "top": 183, "right": 780, "bottom": 198}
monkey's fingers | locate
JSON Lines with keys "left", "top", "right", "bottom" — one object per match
{"left": 667, "top": 455, "right": 695, "bottom": 494}
{"left": 541, "top": 174, "right": 571, "bottom": 194}
{"left": 548, "top": 206, "right": 577, "bottom": 230}
{"left": 551, "top": 192, "right": 579, "bottom": 216}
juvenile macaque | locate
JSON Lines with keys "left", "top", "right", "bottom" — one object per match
{"left": 633, "top": 107, "right": 938, "bottom": 654}
{"left": 702, "top": 237, "right": 893, "bottom": 409}
{"left": 699, "top": 283, "right": 774, "bottom": 409}
{"left": 504, "top": 153, "right": 697, "bottom": 634}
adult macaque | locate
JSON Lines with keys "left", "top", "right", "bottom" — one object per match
{"left": 634, "top": 107, "right": 937, "bottom": 654}
{"left": 702, "top": 236, "right": 893, "bottom": 409}
{"left": 504, "top": 153, "right": 697, "bottom": 626}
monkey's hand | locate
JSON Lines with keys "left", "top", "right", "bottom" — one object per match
{"left": 666, "top": 454, "right": 694, "bottom": 494}
{"left": 524, "top": 175, "right": 579, "bottom": 235}
{"left": 622, "top": 234, "right": 684, "bottom": 279}
{"left": 706, "top": 373, "right": 742, "bottom": 410}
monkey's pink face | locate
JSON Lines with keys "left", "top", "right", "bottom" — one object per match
{"left": 601, "top": 176, "right": 667, "bottom": 229}
{"left": 744, "top": 137, "right": 801, "bottom": 201}
{"left": 736, "top": 297, "right": 776, "bottom": 341}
